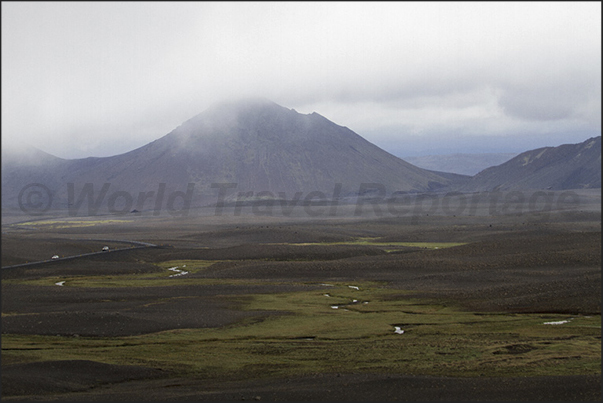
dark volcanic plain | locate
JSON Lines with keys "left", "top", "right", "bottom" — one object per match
{"left": 1, "top": 190, "right": 601, "bottom": 401}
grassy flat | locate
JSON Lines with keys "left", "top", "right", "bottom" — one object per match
{"left": 287, "top": 237, "right": 467, "bottom": 250}
{"left": 3, "top": 281, "right": 599, "bottom": 379}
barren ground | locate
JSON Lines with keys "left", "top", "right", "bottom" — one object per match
{"left": 2, "top": 193, "right": 601, "bottom": 401}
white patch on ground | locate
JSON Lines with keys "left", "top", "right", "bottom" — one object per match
{"left": 331, "top": 306, "right": 339, "bottom": 309}
{"left": 167, "top": 266, "right": 189, "bottom": 278}
{"left": 55, "top": 281, "right": 65, "bottom": 286}
{"left": 348, "top": 285, "right": 360, "bottom": 290}
{"left": 320, "top": 283, "right": 334, "bottom": 287}
{"left": 324, "top": 294, "right": 331, "bottom": 297}
{"left": 394, "top": 326, "right": 405, "bottom": 334}
{"left": 543, "top": 319, "right": 572, "bottom": 325}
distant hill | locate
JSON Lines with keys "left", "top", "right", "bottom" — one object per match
{"left": 457, "top": 136, "right": 601, "bottom": 191}
{"left": 1, "top": 98, "right": 470, "bottom": 211}
{"left": 1, "top": 145, "right": 73, "bottom": 207}
{"left": 404, "top": 153, "right": 518, "bottom": 176}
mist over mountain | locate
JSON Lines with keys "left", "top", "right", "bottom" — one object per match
{"left": 137, "top": 98, "right": 467, "bottom": 194}
{"left": 1, "top": 99, "right": 469, "bottom": 210}
{"left": 457, "top": 136, "right": 601, "bottom": 192}
{"left": 1, "top": 145, "right": 73, "bottom": 207}
{"left": 3, "top": 99, "right": 599, "bottom": 214}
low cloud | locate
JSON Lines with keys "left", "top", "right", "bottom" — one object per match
{"left": 2, "top": 2, "right": 600, "bottom": 159}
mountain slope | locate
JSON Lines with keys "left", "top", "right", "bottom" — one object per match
{"left": 2, "top": 99, "right": 470, "bottom": 210}
{"left": 1, "top": 145, "right": 73, "bottom": 207}
{"left": 457, "top": 136, "right": 601, "bottom": 191}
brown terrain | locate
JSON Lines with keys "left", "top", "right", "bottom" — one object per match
{"left": 1, "top": 190, "right": 601, "bottom": 401}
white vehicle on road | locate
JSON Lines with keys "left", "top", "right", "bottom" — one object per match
{"left": 102, "top": 246, "right": 109, "bottom": 251}
{"left": 51, "top": 255, "right": 60, "bottom": 260}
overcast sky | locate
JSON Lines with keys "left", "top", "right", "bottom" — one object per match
{"left": 2, "top": 2, "right": 601, "bottom": 159}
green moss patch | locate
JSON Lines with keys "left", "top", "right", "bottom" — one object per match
{"left": 3, "top": 282, "right": 599, "bottom": 380}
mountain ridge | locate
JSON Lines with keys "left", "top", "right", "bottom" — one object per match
{"left": 2, "top": 99, "right": 470, "bottom": 210}
{"left": 457, "top": 136, "right": 601, "bottom": 191}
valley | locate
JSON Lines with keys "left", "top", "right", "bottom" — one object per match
{"left": 1, "top": 192, "right": 600, "bottom": 401}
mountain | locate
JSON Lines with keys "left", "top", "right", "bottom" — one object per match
{"left": 457, "top": 136, "right": 601, "bottom": 192}
{"left": 1, "top": 145, "right": 73, "bottom": 205}
{"left": 1, "top": 144, "right": 66, "bottom": 167}
{"left": 404, "top": 153, "right": 518, "bottom": 176}
{"left": 1, "top": 98, "right": 470, "bottom": 211}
